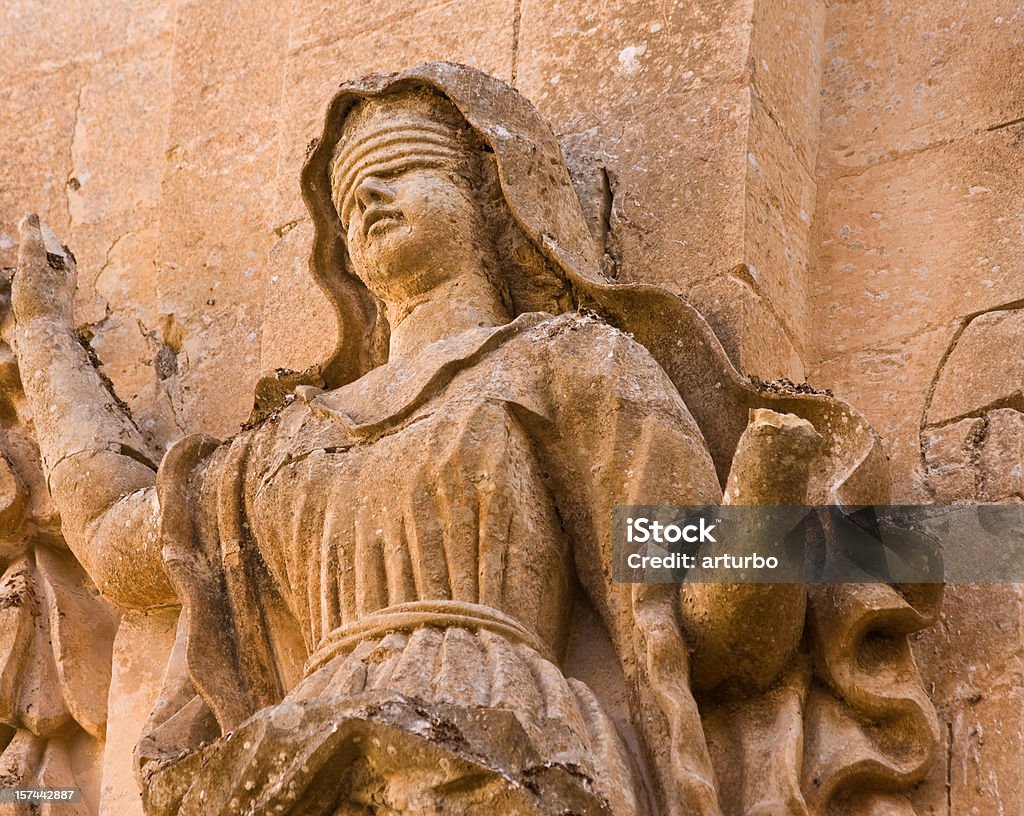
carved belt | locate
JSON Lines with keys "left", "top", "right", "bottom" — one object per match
{"left": 304, "top": 599, "right": 555, "bottom": 674}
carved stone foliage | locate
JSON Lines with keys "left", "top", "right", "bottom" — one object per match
{"left": 7, "top": 64, "right": 940, "bottom": 815}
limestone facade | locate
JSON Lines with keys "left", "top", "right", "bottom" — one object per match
{"left": 0, "top": 1, "right": 1021, "bottom": 814}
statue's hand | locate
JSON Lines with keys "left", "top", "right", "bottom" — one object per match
{"left": 12, "top": 214, "right": 77, "bottom": 326}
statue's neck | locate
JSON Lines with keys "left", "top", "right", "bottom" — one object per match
{"left": 386, "top": 272, "right": 510, "bottom": 362}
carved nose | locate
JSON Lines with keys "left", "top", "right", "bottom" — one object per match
{"left": 355, "top": 176, "right": 395, "bottom": 210}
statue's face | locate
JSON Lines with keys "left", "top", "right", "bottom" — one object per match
{"left": 339, "top": 163, "right": 483, "bottom": 304}
{"left": 331, "top": 100, "right": 488, "bottom": 307}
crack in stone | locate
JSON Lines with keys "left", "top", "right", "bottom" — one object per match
{"left": 986, "top": 115, "right": 1024, "bottom": 132}
{"left": 946, "top": 720, "right": 953, "bottom": 815}
{"left": 93, "top": 230, "right": 137, "bottom": 297}
{"left": 511, "top": 0, "right": 522, "bottom": 87}
{"left": 65, "top": 82, "right": 86, "bottom": 229}
{"left": 916, "top": 298, "right": 1024, "bottom": 476}
{"left": 598, "top": 166, "right": 621, "bottom": 280}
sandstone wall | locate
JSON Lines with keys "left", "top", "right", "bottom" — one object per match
{"left": 808, "top": 4, "right": 1024, "bottom": 814}
{"left": 1, "top": 1, "right": 1021, "bottom": 813}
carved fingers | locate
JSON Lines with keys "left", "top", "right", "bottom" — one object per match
{"left": 12, "top": 214, "right": 77, "bottom": 326}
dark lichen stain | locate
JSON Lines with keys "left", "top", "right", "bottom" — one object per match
{"left": 749, "top": 375, "right": 834, "bottom": 398}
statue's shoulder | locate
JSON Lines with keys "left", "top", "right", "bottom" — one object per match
{"left": 516, "top": 311, "right": 670, "bottom": 382}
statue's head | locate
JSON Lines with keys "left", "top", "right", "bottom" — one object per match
{"left": 326, "top": 86, "right": 572, "bottom": 335}
{"left": 329, "top": 91, "right": 488, "bottom": 308}
{"left": 291, "top": 63, "right": 881, "bottom": 504}
{"left": 301, "top": 63, "right": 602, "bottom": 386}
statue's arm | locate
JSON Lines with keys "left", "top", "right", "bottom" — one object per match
{"left": 11, "top": 215, "right": 174, "bottom": 608}
{"left": 543, "top": 322, "right": 824, "bottom": 813}
{"left": 539, "top": 323, "right": 724, "bottom": 814}
{"left": 679, "top": 409, "right": 821, "bottom": 696}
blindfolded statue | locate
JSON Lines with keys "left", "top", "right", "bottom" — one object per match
{"left": 7, "top": 62, "right": 941, "bottom": 816}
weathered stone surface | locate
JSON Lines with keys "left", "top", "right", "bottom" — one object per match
{"left": 517, "top": 0, "right": 826, "bottom": 379}
{"left": 749, "top": 0, "right": 826, "bottom": 176}
{"left": 818, "top": 0, "right": 1024, "bottom": 170}
{"left": 6, "top": 62, "right": 941, "bottom": 816}
{"left": 258, "top": 223, "right": 336, "bottom": 376}
{"left": 808, "top": 322, "right": 955, "bottom": 500}
{"left": 1, "top": 2, "right": 1021, "bottom": 814}
{"left": 978, "top": 409, "right": 1024, "bottom": 502}
{"left": 923, "top": 417, "right": 984, "bottom": 503}
{"left": 810, "top": 4, "right": 1024, "bottom": 814}
{"left": 517, "top": 1, "right": 757, "bottom": 358}
{"left": 743, "top": 95, "right": 816, "bottom": 360}
{"left": 949, "top": 688, "right": 1024, "bottom": 816}
{"left": 0, "top": 66, "right": 83, "bottom": 270}
{"left": 99, "top": 609, "right": 178, "bottom": 816}
{"left": 152, "top": 0, "right": 291, "bottom": 439}
{"left": 811, "top": 127, "right": 1024, "bottom": 359}
{"left": 929, "top": 309, "right": 1024, "bottom": 427}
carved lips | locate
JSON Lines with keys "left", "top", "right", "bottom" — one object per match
{"left": 363, "top": 205, "right": 404, "bottom": 238}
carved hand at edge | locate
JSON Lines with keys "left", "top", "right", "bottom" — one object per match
{"left": 12, "top": 214, "right": 77, "bottom": 326}
{"left": 681, "top": 409, "right": 823, "bottom": 696}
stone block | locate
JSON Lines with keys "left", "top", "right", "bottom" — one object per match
{"left": 811, "top": 126, "right": 1024, "bottom": 357}
{"left": 518, "top": 0, "right": 753, "bottom": 126}
{"left": 819, "top": 0, "right": 1024, "bottom": 171}
{"left": 517, "top": 0, "right": 753, "bottom": 293}
{"left": 66, "top": 38, "right": 173, "bottom": 230}
{"left": 749, "top": 0, "right": 827, "bottom": 175}
{"left": 928, "top": 309, "right": 1024, "bottom": 427}
{"left": 99, "top": 609, "right": 179, "bottom": 816}
{"left": 154, "top": 0, "right": 293, "bottom": 437}
{"left": 978, "top": 408, "right": 1024, "bottom": 502}
{"left": 914, "top": 584, "right": 1024, "bottom": 705}
{"left": 808, "top": 323, "right": 955, "bottom": 501}
{"left": 744, "top": 95, "right": 816, "bottom": 360}
{"left": 79, "top": 0, "right": 173, "bottom": 58}
{"left": 688, "top": 271, "right": 805, "bottom": 380}
{"left": 949, "top": 688, "right": 1024, "bottom": 816}
{"left": 0, "top": 65, "right": 83, "bottom": 268}
{"left": 0, "top": 2, "right": 80, "bottom": 79}
{"left": 922, "top": 417, "right": 983, "bottom": 503}
{"left": 259, "top": 221, "right": 336, "bottom": 376}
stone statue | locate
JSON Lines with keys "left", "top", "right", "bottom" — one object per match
{"left": 0, "top": 265, "right": 118, "bottom": 812}
{"left": 6, "top": 62, "right": 941, "bottom": 815}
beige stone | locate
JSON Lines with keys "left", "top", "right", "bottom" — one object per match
{"left": 818, "top": 0, "right": 1024, "bottom": 170}
{"left": 99, "top": 609, "right": 178, "bottom": 816}
{"left": 7, "top": 65, "right": 940, "bottom": 815}
{"left": 0, "top": 2, "right": 1021, "bottom": 813}
{"left": 517, "top": 0, "right": 828, "bottom": 379}
{"left": 923, "top": 417, "right": 984, "bottom": 503}
{"left": 978, "top": 408, "right": 1024, "bottom": 502}
{"left": 949, "top": 689, "right": 1024, "bottom": 816}
{"left": 810, "top": 5, "right": 1024, "bottom": 813}
{"left": 152, "top": 0, "right": 292, "bottom": 439}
